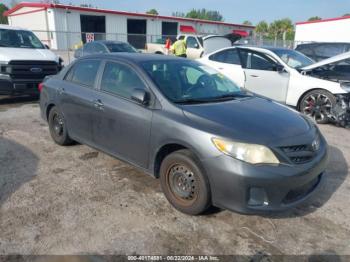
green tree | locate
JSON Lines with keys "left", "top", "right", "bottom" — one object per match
{"left": 172, "top": 11, "right": 185, "bottom": 17}
{"left": 146, "top": 9, "right": 158, "bottom": 15}
{"left": 243, "top": 20, "right": 253, "bottom": 26}
{"left": 255, "top": 21, "right": 269, "bottom": 36}
{"left": 185, "top": 9, "right": 223, "bottom": 21}
{"left": 308, "top": 16, "right": 322, "bottom": 21}
{"left": 0, "top": 3, "right": 9, "bottom": 24}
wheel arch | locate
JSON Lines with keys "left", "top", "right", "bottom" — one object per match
{"left": 46, "top": 103, "right": 56, "bottom": 121}
{"left": 153, "top": 142, "right": 204, "bottom": 179}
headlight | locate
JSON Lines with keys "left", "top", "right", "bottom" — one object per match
{"left": 212, "top": 138, "right": 280, "bottom": 164}
{"left": 0, "top": 61, "right": 11, "bottom": 74}
{"left": 341, "top": 82, "right": 350, "bottom": 92}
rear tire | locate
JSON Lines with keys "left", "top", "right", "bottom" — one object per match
{"left": 160, "top": 149, "right": 211, "bottom": 215}
{"left": 299, "top": 89, "right": 336, "bottom": 124}
{"left": 48, "top": 106, "right": 73, "bottom": 146}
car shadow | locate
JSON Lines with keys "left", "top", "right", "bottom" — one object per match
{"left": 0, "top": 95, "right": 39, "bottom": 108}
{"left": 263, "top": 145, "right": 348, "bottom": 219}
{"left": 0, "top": 137, "right": 39, "bottom": 207}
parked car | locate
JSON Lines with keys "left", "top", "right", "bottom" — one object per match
{"left": 199, "top": 46, "right": 350, "bottom": 124}
{"left": 146, "top": 34, "right": 239, "bottom": 59}
{"left": 296, "top": 42, "right": 350, "bottom": 62}
{"left": 74, "top": 40, "right": 138, "bottom": 58}
{"left": 40, "top": 53, "right": 328, "bottom": 215}
{"left": 0, "top": 25, "right": 63, "bottom": 96}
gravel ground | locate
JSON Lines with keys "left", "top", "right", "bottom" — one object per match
{"left": 0, "top": 96, "right": 349, "bottom": 257}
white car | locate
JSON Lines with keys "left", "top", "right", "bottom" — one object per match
{"left": 0, "top": 24, "right": 62, "bottom": 96}
{"left": 199, "top": 46, "right": 350, "bottom": 123}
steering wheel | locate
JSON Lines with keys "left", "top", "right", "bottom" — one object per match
{"left": 185, "top": 75, "right": 217, "bottom": 96}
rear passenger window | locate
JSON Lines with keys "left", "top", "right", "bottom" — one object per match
{"left": 69, "top": 60, "right": 101, "bottom": 87}
{"left": 100, "top": 62, "right": 146, "bottom": 99}
{"left": 209, "top": 49, "right": 241, "bottom": 65}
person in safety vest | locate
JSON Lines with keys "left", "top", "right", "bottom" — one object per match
{"left": 170, "top": 38, "right": 187, "bottom": 58}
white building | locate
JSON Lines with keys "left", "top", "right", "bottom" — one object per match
{"left": 295, "top": 15, "right": 350, "bottom": 43}
{"left": 5, "top": 2, "right": 254, "bottom": 50}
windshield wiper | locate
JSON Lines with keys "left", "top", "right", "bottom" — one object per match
{"left": 209, "top": 93, "right": 252, "bottom": 101}
{"left": 175, "top": 98, "right": 214, "bottom": 104}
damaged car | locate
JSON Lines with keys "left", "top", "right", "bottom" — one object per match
{"left": 199, "top": 47, "right": 350, "bottom": 124}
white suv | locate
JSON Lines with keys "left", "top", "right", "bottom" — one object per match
{"left": 199, "top": 46, "right": 350, "bottom": 123}
{"left": 0, "top": 25, "right": 62, "bottom": 96}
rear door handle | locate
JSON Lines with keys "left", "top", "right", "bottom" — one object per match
{"left": 250, "top": 75, "right": 259, "bottom": 78}
{"left": 93, "top": 99, "right": 104, "bottom": 110}
{"left": 58, "top": 87, "right": 65, "bottom": 94}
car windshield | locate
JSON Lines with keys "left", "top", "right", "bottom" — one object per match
{"left": 105, "top": 42, "right": 137, "bottom": 53}
{"left": 0, "top": 29, "right": 45, "bottom": 49}
{"left": 272, "top": 49, "right": 314, "bottom": 69}
{"left": 141, "top": 60, "right": 244, "bottom": 103}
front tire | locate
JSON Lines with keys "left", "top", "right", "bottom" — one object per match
{"left": 48, "top": 106, "right": 73, "bottom": 145}
{"left": 299, "top": 89, "right": 336, "bottom": 124}
{"left": 160, "top": 149, "right": 211, "bottom": 215}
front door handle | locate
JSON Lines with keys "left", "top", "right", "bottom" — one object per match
{"left": 93, "top": 99, "right": 104, "bottom": 110}
{"left": 250, "top": 75, "right": 259, "bottom": 78}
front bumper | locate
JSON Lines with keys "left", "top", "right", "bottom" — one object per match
{"left": 201, "top": 138, "right": 328, "bottom": 214}
{"left": 0, "top": 76, "right": 40, "bottom": 96}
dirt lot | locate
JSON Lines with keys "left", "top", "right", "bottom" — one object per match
{"left": 0, "top": 96, "right": 349, "bottom": 257}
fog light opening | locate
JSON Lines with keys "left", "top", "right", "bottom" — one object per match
{"left": 248, "top": 187, "right": 269, "bottom": 207}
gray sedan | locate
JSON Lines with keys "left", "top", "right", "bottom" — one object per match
{"left": 39, "top": 53, "right": 328, "bottom": 215}
{"left": 74, "top": 40, "right": 137, "bottom": 58}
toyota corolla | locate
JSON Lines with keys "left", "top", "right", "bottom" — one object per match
{"left": 40, "top": 53, "right": 328, "bottom": 215}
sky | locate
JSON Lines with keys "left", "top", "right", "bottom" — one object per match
{"left": 3, "top": 0, "right": 350, "bottom": 25}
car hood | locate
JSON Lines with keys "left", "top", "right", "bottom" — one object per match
{"left": 0, "top": 48, "right": 59, "bottom": 62}
{"left": 301, "top": 51, "right": 350, "bottom": 71}
{"left": 181, "top": 97, "right": 311, "bottom": 145}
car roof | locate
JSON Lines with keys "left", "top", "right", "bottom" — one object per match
{"left": 87, "top": 40, "right": 129, "bottom": 45}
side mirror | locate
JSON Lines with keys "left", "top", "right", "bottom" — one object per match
{"left": 131, "top": 88, "right": 150, "bottom": 105}
{"left": 194, "top": 43, "right": 199, "bottom": 49}
{"left": 275, "top": 64, "right": 286, "bottom": 73}
{"left": 44, "top": 44, "right": 50, "bottom": 49}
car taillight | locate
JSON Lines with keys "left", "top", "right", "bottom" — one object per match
{"left": 38, "top": 83, "right": 44, "bottom": 92}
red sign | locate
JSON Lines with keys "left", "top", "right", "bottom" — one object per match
{"left": 86, "top": 33, "right": 95, "bottom": 43}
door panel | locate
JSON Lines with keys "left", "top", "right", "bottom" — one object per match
{"left": 92, "top": 61, "right": 153, "bottom": 168}
{"left": 59, "top": 59, "right": 101, "bottom": 143}
{"left": 186, "top": 36, "right": 202, "bottom": 59}
{"left": 91, "top": 92, "right": 152, "bottom": 167}
{"left": 244, "top": 69, "right": 289, "bottom": 102}
{"left": 240, "top": 49, "right": 290, "bottom": 103}
{"left": 206, "top": 48, "right": 245, "bottom": 87}
{"left": 59, "top": 81, "right": 96, "bottom": 143}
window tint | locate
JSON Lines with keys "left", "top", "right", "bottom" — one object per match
{"left": 83, "top": 42, "right": 94, "bottom": 52}
{"left": 314, "top": 44, "right": 345, "bottom": 58}
{"left": 186, "top": 37, "right": 199, "bottom": 48}
{"left": 100, "top": 62, "right": 146, "bottom": 99}
{"left": 209, "top": 49, "right": 241, "bottom": 65}
{"left": 94, "top": 43, "right": 107, "bottom": 53}
{"left": 70, "top": 60, "right": 101, "bottom": 87}
{"left": 240, "top": 50, "right": 277, "bottom": 71}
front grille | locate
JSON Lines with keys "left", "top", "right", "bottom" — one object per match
{"left": 283, "top": 175, "right": 321, "bottom": 204}
{"left": 8, "top": 60, "right": 58, "bottom": 81}
{"left": 280, "top": 142, "right": 318, "bottom": 165}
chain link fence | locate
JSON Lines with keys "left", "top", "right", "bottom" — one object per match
{"left": 31, "top": 30, "right": 305, "bottom": 65}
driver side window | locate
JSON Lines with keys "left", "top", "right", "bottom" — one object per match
{"left": 240, "top": 50, "right": 277, "bottom": 71}
{"left": 186, "top": 37, "right": 199, "bottom": 49}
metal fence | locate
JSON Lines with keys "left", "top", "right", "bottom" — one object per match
{"left": 30, "top": 30, "right": 303, "bottom": 65}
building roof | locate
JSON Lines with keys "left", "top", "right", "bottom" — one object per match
{"left": 296, "top": 15, "right": 350, "bottom": 26}
{"left": 4, "top": 2, "right": 255, "bottom": 29}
